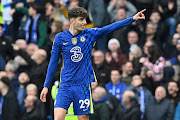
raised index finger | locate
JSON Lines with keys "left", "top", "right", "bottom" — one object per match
{"left": 139, "top": 9, "right": 146, "bottom": 14}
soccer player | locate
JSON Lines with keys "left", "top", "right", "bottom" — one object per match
{"left": 40, "top": 7, "right": 145, "bottom": 120}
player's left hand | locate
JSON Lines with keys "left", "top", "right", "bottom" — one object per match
{"left": 40, "top": 87, "right": 48, "bottom": 102}
{"left": 133, "top": 9, "right": 146, "bottom": 21}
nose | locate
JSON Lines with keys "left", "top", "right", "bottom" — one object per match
{"left": 83, "top": 19, "right": 87, "bottom": 25}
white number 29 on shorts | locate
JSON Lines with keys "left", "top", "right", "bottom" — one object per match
{"left": 79, "top": 99, "right": 90, "bottom": 109}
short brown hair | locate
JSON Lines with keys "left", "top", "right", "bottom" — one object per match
{"left": 68, "top": 7, "right": 88, "bottom": 19}
{"left": 29, "top": 2, "right": 42, "bottom": 13}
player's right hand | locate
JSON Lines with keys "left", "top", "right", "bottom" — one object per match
{"left": 40, "top": 87, "right": 48, "bottom": 102}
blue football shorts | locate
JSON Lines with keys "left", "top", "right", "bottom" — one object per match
{"left": 54, "top": 83, "right": 94, "bottom": 115}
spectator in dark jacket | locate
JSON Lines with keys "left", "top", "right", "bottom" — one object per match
{"left": 167, "top": 80, "right": 180, "bottom": 107}
{"left": 13, "top": 72, "right": 30, "bottom": 112}
{"left": 26, "top": 83, "right": 46, "bottom": 119}
{"left": 90, "top": 86, "right": 112, "bottom": 120}
{"left": 144, "top": 86, "right": 175, "bottom": 120}
{"left": 0, "top": 77, "right": 19, "bottom": 120}
{"left": 112, "top": 90, "right": 141, "bottom": 120}
{"left": 126, "top": 75, "right": 153, "bottom": 119}
{"left": 0, "top": 24, "right": 15, "bottom": 62}
{"left": 20, "top": 95, "right": 41, "bottom": 120}
{"left": 92, "top": 50, "right": 111, "bottom": 87}
{"left": 155, "top": 0, "right": 177, "bottom": 36}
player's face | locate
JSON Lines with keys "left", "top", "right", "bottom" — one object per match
{"left": 72, "top": 17, "right": 87, "bottom": 31}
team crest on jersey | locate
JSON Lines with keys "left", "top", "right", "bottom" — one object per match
{"left": 72, "top": 37, "right": 77, "bottom": 45}
{"left": 80, "top": 36, "right": 86, "bottom": 42}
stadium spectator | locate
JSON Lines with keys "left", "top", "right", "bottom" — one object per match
{"left": 26, "top": 84, "right": 46, "bottom": 119}
{"left": 0, "top": 24, "right": 15, "bottom": 62}
{"left": 92, "top": 50, "right": 111, "bottom": 87}
{"left": 122, "top": 30, "right": 142, "bottom": 56}
{"left": 5, "top": 60, "right": 19, "bottom": 85}
{"left": 62, "top": 20, "right": 70, "bottom": 32}
{"left": 20, "top": 95, "right": 41, "bottom": 120}
{"left": 90, "top": 86, "right": 112, "bottom": 120}
{"left": 167, "top": 81, "right": 180, "bottom": 107}
{"left": 112, "top": 90, "right": 141, "bottom": 120}
{"left": 105, "top": 38, "right": 128, "bottom": 69}
{"left": 108, "top": 8, "right": 130, "bottom": 50}
{"left": 105, "top": 69, "right": 126, "bottom": 101}
{"left": 144, "top": 86, "right": 175, "bottom": 120}
{"left": 128, "top": 44, "right": 142, "bottom": 75}
{"left": 13, "top": 72, "right": 30, "bottom": 112}
{"left": 126, "top": 75, "right": 153, "bottom": 119}
{"left": 121, "top": 61, "right": 134, "bottom": 86}
{"left": 155, "top": 0, "right": 177, "bottom": 36}
{"left": 144, "top": 21, "right": 161, "bottom": 48}
{"left": 164, "top": 33, "right": 179, "bottom": 59}
{"left": 149, "top": 10, "right": 168, "bottom": 44}
{"left": 0, "top": 77, "right": 19, "bottom": 120}
{"left": 26, "top": 44, "right": 39, "bottom": 57}
{"left": 107, "top": 0, "right": 137, "bottom": 22}
{"left": 140, "top": 42, "right": 165, "bottom": 82}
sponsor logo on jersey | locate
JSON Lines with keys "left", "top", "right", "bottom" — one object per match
{"left": 80, "top": 36, "right": 86, "bottom": 42}
{"left": 70, "top": 46, "right": 83, "bottom": 62}
{"left": 72, "top": 37, "right": 77, "bottom": 45}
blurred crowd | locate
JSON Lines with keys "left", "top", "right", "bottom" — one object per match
{"left": 0, "top": 0, "right": 180, "bottom": 120}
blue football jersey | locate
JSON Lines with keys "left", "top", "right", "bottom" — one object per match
{"left": 44, "top": 17, "right": 134, "bottom": 87}
{"left": 53, "top": 29, "right": 99, "bottom": 85}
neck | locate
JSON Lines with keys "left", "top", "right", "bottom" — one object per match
{"left": 32, "top": 14, "right": 38, "bottom": 19}
{"left": 136, "top": 87, "right": 141, "bottom": 92}
{"left": 48, "top": 15, "right": 53, "bottom": 21}
{"left": 96, "top": 63, "right": 103, "bottom": 68}
{"left": 1, "top": 88, "right": 8, "bottom": 96}
{"left": 125, "top": 102, "right": 131, "bottom": 109}
{"left": 113, "top": 81, "right": 119, "bottom": 85}
{"left": 27, "top": 106, "right": 34, "bottom": 112}
{"left": 20, "top": 84, "right": 25, "bottom": 88}
{"left": 69, "top": 25, "right": 80, "bottom": 36}
{"left": 146, "top": 34, "right": 154, "bottom": 41}
{"left": 122, "top": 72, "right": 128, "bottom": 77}
{"left": 8, "top": 72, "right": 15, "bottom": 80}
{"left": 171, "top": 93, "right": 177, "bottom": 97}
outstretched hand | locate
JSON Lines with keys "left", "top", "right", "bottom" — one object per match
{"left": 133, "top": 9, "right": 146, "bottom": 21}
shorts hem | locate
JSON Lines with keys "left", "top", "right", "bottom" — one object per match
{"left": 54, "top": 105, "right": 68, "bottom": 111}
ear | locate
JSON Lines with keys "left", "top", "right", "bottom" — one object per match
{"left": 70, "top": 18, "right": 74, "bottom": 23}
{"left": 177, "top": 87, "right": 179, "bottom": 92}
